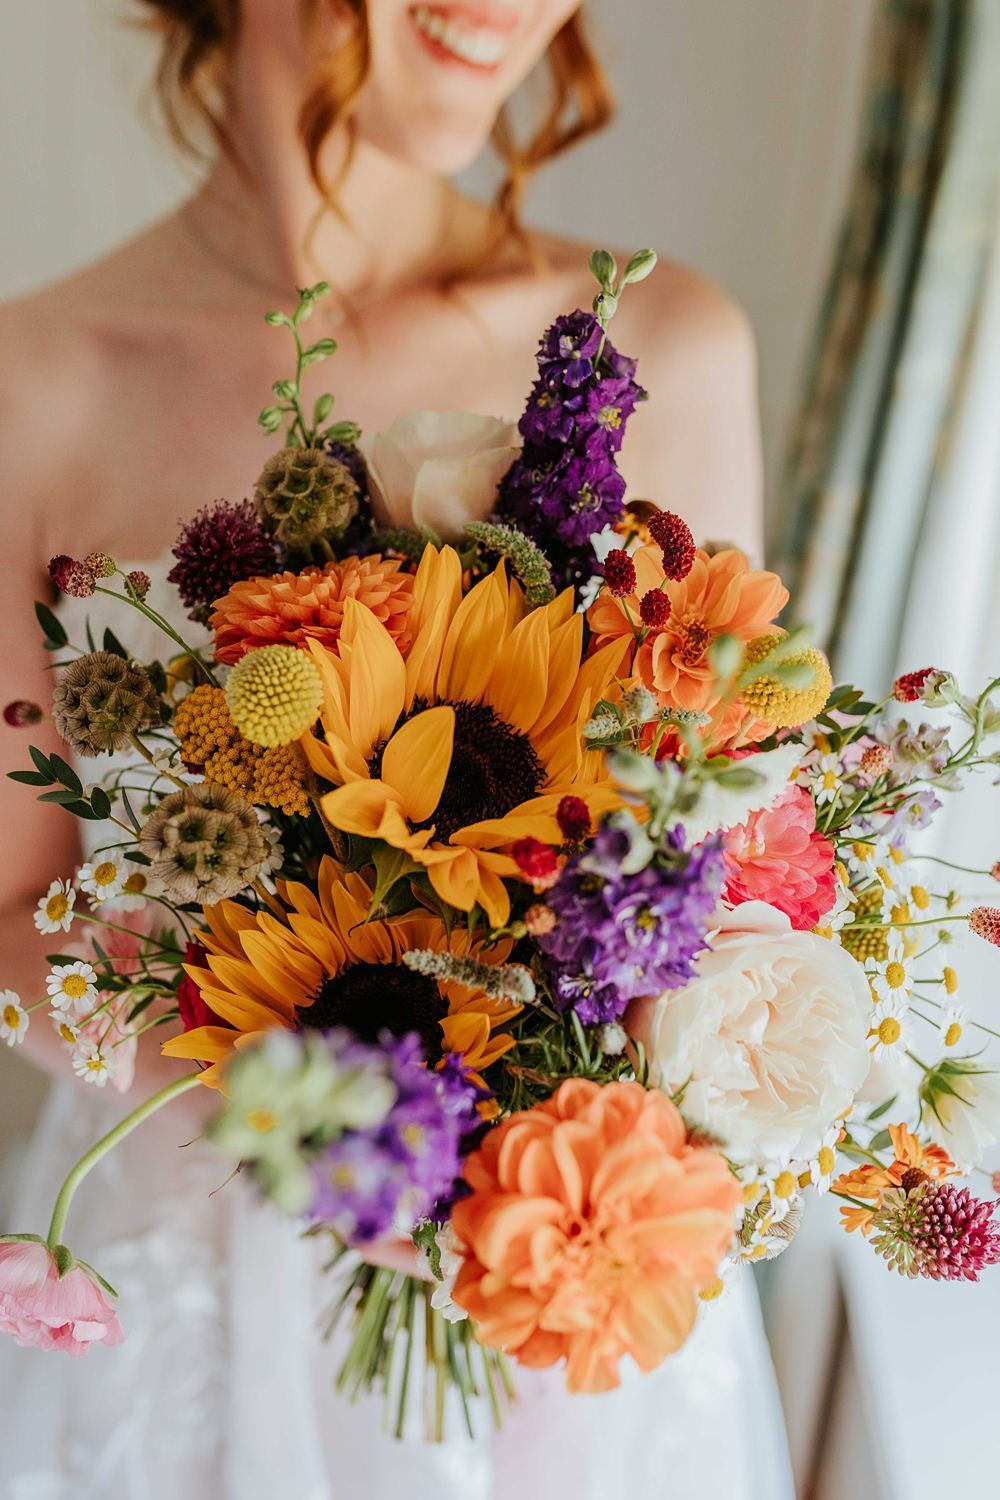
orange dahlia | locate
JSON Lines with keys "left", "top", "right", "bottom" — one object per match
{"left": 451, "top": 1079, "right": 740, "bottom": 1393}
{"left": 590, "top": 543, "right": 786, "bottom": 700}
{"left": 211, "top": 555, "right": 414, "bottom": 665}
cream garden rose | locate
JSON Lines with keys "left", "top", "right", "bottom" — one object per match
{"left": 627, "top": 901, "right": 870, "bottom": 1167}
{"left": 360, "top": 411, "right": 520, "bottom": 541}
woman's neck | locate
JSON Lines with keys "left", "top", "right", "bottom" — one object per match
{"left": 183, "top": 23, "right": 495, "bottom": 306}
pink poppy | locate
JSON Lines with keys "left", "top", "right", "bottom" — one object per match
{"left": 0, "top": 1239, "right": 123, "bottom": 1356}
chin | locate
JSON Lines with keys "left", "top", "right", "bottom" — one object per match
{"left": 356, "top": 107, "right": 496, "bottom": 176}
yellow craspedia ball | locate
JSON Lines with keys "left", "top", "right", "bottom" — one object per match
{"left": 225, "top": 645, "right": 322, "bottom": 748}
{"left": 741, "top": 633, "right": 833, "bottom": 729}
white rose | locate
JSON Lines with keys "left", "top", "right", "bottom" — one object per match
{"left": 360, "top": 412, "right": 520, "bottom": 541}
{"left": 627, "top": 901, "right": 870, "bottom": 1166}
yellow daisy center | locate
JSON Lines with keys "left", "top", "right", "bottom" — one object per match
{"left": 822, "top": 770, "right": 838, "bottom": 791}
{"left": 911, "top": 885, "right": 930, "bottom": 910}
{"left": 46, "top": 894, "right": 69, "bottom": 921}
{"left": 85, "top": 1055, "right": 106, "bottom": 1073}
{"left": 123, "top": 872, "right": 147, "bottom": 896}
{"left": 944, "top": 967, "right": 959, "bottom": 995}
{"left": 3, "top": 1004, "right": 20, "bottom": 1029}
{"left": 884, "top": 961, "right": 906, "bottom": 990}
{"left": 772, "top": 1171, "right": 797, "bottom": 1200}
{"left": 58, "top": 1022, "right": 77, "bottom": 1043}
{"left": 944, "top": 1022, "right": 963, "bottom": 1047}
{"left": 877, "top": 1017, "right": 902, "bottom": 1045}
{"left": 246, "top": 1109, "right": 278, "bottom": 1133}
{"left": 699, "top": 1277, "right": 725, "bottom": 1302}
{"left": 852, "top": 842, "right": 875, "bottom": 864}
{"left": 93, "top": 862, "right": 119, "bottom": 888}
{"left": 60, "top": 974, "right": 88, "bottom": 1000}
{"left": 817, "top": 1146, "right": 835, "bottom": 1176}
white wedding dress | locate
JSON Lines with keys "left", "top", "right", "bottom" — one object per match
{"left": 0, "top": 560, "right": 794, "bottom": 1500}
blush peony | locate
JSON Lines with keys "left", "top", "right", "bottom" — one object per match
{"left": 627, "top": 902, "right": 870, "bottom": 1167}
{"left": 451, "top": 1079, "right": 739, "bottom": 1394}
{"left": 722, "top": 784, "right": 836, "bottom": 930}
{"left": 0, "top": 1239, "right": 123, "bottom": 1356}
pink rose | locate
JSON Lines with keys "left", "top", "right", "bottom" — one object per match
{"left": 722, "top": 784, "right": 836, "bottom": 930}
{"left": 0, "top": 1239, "right": 124, "bottom": 1356}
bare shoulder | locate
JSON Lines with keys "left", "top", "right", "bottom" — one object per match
{"left": 525, "top": 232, "right": 763, "bottom": 557}
{"left": 0, "top": 284, "right": 107, "bottom": 549}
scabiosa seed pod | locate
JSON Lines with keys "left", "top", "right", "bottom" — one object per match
{"left": 48, "top": 555, "right": 96, "bottom": 599}
{"left": 3, "top": 700, "right": 43, "bottom": 727}
{"left": 646, "top": 510, "right": 696, "bottom": 580}
{"left": 125, "top": 570, "right": 151, "bottom": 602}
{"left": 556, "top": 794, "right": 591, "bottom": 843}
{"left": 168, "top": 499, "right": 280, "bottom": 625}
{"left": 892, "top": 667, "right": 936, "bottom": 703}
{"left": 52, "top": 652, "right": 162, "bottom": 757}
{"left": 254, "top": 446, "right": 359, "bottom": 550}
{"left": 139, "top": 782, "right": 269, "bottom": 904}
{"left": 870, "top": 1179, "right": 1000, "bottom": 1281}
{"left": 512, "top": 837, "right": 560, "bottom": 889}
{"left": 638, "top": 588, "right": 671, "bottom": 630}
{"left": 603, "top": 548, "right": 636, "bottom": 598}
{"left": 970, "top": 907, "right": 1000, "bottom": 948}
{"left": 860, "top": 744, "right": 893, "bottom": 780}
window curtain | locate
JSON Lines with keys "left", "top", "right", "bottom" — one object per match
{"left": 777, "top": 0, "right": 1000, "bottom": 687}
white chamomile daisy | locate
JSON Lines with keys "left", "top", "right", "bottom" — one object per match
{"left": 807, "top": 1130, "right": 840, "bottom": 1194}
{"left": 77, "top": 856, "right": 127, "bottom": 904}
{"left": 699, "top": 1254, "right": 741, "bottom": 1308}
{"left": 814, "top": 880, "right": 852, "bottom": 942}
{"left": 33, "top": 879, "right": 76, "bottom": 935}
{"left": 868, "top": 993, "right": 911, "bottom": 1059}
{"left": 71, "top": 1045, "right": 117, "bottom": 1088}
{"left": 46, "top": 960, "right": 99, "bottom": 1013}
{"left": 813, "top": 753, "right": 844, "bottom": 806}
{"left": 0, "top": 991, "right": 29, "bottom": 1046}
{"left": 50, "top": 1011, "right": 81, "bottom": 1045}
{"left": 110, "top": 867, "right": 162, "bottom": 911}
{"left": 938, "top": 1002, "right": 967, "bottom": 1050}
{"left": 258, "top": 823, "right": 285, "bottom": 881}
{"left": 844, "top": 839, "right": 885, "bottom": 881}
{"left": 868, "top": 933, "right": 914, "bottom": 1004}
{"left": 761, "top": 1164, "right": 803, "bottom": 1224}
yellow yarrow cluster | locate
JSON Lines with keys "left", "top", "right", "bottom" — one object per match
{"left": 225, "top": 645, "right": 323, "bottom": 748}
{"left": 840, "top": 885, "right": 889, "bottom": 964}
{"left": 741, "top": 633, "right": 833, "bottom": 729}
{"left": 174, "top": 685, "right": 311, "bottom": 816}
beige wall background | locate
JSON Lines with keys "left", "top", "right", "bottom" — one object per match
{"left": 0, "top": 0, "right": 876, "bottom": 1200}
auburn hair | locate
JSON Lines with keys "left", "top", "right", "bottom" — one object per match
{"left": 139, "top": 1, "right": 614, "bottom": 235}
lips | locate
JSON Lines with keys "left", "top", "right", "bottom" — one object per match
{"left": 409, "top": 4, "right": 517, "bottom": 71}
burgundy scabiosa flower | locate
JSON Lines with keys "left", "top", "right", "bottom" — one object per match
{"left": 646, "top": 510, "right": 696, "bottom": 581}
{"left": 869, "top": 1176, "right": 1000, "bottom": 1281}
{"left": 602, "top": 548, "right": 637, "bottom": 598}
{"left": 538, "top": 818, "right": 726, "bottom": 1025}
{"left": 48, "top": 555, "right": 96, "bottom": 599}
{"left": 892, "top": 667, "right": 937, "bottom": 704}
{"left": 638, "top": 588, "right": 671, "bottom": 630}
{"left": 168, "top": 499, "right": 280, "bottom": 624}
{"left": 556, "top": 794, "right": 591, "bottom": 844}
{"left": 307, "top": 1033, "right": 481, "bottom": 1242}
{"left": 3, "top": 700, "right": 43, "bottom": 728}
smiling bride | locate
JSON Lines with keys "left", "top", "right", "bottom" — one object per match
{"left": 0, "top": 3, "right": 792, "bottom": 1496}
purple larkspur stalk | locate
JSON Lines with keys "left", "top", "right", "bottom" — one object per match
{"left": 496, "top": 310, "right": 646, "bottom": 590}
{"left": 538, "top": 820, "right": 726, "bottom": 1026}
{"left": 307, "top": 1034, "right": 482, "bottom": 1242}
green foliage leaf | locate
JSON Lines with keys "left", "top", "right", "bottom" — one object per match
{"left": 34, "top": 600, "right": 68, "bottom": 650}
{"left": 102, "top": 627, "right": 128, "bottom": 659}
{"left": 7, "top": 769, "right": 52, "bottom": 786}
{"left": 29, "top": 746, "right": 54, "bottom": 779}
{"left": 49, "top": 754, "right": 82, "bottom": 794}
{"left": 89, "top": 785, "right": 112, "bottom": 820}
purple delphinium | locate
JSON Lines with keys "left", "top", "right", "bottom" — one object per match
{"left": 539, "top": 820, "right": 726, "bottom": 1025}
{"left": 496, "top": 310, "right": 646, "bottom": 590}
{"left": 307, "top": 1034, "right": 481, "bottom": 1243}
{"left": 168, "top": 498, "right": 279, "bottom": 623}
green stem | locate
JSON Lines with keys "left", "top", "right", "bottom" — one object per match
{"left": 45, "top": 1072, "right": 201, "bottom": 1248}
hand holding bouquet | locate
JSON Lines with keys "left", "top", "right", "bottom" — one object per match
{"left": 4, "top": 253, "right": 1000, "bottom": 1436}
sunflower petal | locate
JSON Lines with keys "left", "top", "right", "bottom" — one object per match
{"left": 381, "top": 706, "right": 455, "bottom": 824}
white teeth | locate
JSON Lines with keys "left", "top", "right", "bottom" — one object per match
{"left": 411, "top": 7, "right": 509, "bottom": 68}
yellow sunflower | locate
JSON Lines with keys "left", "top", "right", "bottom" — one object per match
{"left": 301, "top": 546, "right": 627, "bottom": 926}
{"left": 161, "top": 858, "right": 521, "bottom": 1092}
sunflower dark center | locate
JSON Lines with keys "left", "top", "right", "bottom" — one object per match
{"left": 295, "top": 961, "right": 447, "bottom": 1060}
{"left": 370, "top": 697, "right": 545, "bottom": 842}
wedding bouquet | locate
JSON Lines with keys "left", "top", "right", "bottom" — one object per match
{"left": 3, "top": 253, "right": 1000, "bottom": 1437}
